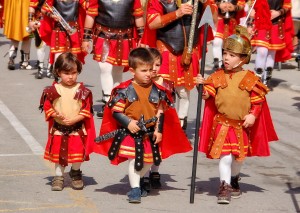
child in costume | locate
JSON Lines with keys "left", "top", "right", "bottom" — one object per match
{"left": 39, "top": 52, "right": 96, "bottom": 191}
{"left": 92, "top": 47, "right": 191, "bottom": 203}
{"left": 198, "top": 26, "right": 278, "bottom": 204}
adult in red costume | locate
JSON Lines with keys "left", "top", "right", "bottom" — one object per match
{"left": 0, "top": 0, "right": 3, "bottom": 28}
{"left": 198, "top": 26, "right": 278, "bottom": 204}
{"left": 250, "top": 0, "right": 293, "bottom": 85}
{"left": 81, "top": 0, "right": 144, "bottom": 118}
{"left": 142, "top": 0, "right": 217, "bottom": 130}
{"left": 39, "top": 0, "right": 98, "bottom": 64}
{"left": 212, "top": 0, "right": 246, "bottom": 69}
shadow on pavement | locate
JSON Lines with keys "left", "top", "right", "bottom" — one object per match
{"left": 285, "top": 182, "right": 300, "bottom": 213}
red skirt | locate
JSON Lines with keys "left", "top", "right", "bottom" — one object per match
{"left": 118, "top": 135, "right": 159, "bottom": 164}
{"left": 93, "top": 37, "right": 138, "bottom": 66}
{"left": 251, "top": 24, "right": 286, "bottom": 50}
{"left": 44, "top": 135, "right": 89, "bottom": 164}
{"left": 49, "top": 30, "right": 83, "bottom": 54}
{"left": 215, "top": 18, "right": 238, "bottom": 40}
{"left": 207, "top": 124, "right": 249, "bottom": 160}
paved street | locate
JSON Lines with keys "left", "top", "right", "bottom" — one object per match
{"left": 0, "top": 30, "right": 300, "bottom": 213}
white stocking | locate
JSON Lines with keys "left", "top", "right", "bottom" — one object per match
{"left": 219, "top": 154, "right": 233, "bottom": 184}
{"left": 55, "top": 164, "right": 65, "bottom": 176}
{"left": 212, "top": 37, "right": 223, "bottom": 67}
{"left": 9, "top": 40, "right": 19, "bottom": 57}
{"left": 175, "top": 86, "right": 190, "bottom": 119}
{"left": 128, "top": 159, "right": 152, "bottom": 188}
{"left": 255, "top": 46, "right": 268, "bottom": 70}
{"left": 37, "top": 42, "right": 46, "bottom": 66}
{"left": 265, "top": 50, "right": 276, "bottom": 69}
{"left": 98, "top": 62, "right": 124, "bottom": 102}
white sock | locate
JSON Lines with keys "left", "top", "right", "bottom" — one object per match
{"left": 55, "top": 164, "right": 65, "bottom": 176}
{"left": 175, "top": 86, "right": 190, "bottom": 119}
{"left": 128, "top": 159, "right": 152, "bottom": 188}
{"left": 219, "top": 154, "right": 233, "bottom": 184}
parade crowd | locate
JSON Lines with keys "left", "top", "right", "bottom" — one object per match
{"left": 0, "top": 0, "right": 298, "bottom": 205}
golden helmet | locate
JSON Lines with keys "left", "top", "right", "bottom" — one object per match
{"left": 222, "top": 25, "right": 252, "bottom": 64}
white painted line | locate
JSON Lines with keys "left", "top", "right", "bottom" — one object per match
{"left": 0, "top": 153, "right": 41, "bottom": 157}
{"left": 0, "top": 100, "right": 44, "bottom": 155}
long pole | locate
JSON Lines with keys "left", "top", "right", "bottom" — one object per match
{"left": 190, "top": 22, "right": 209, "bottom": 203}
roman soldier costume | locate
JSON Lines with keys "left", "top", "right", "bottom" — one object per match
{"left": 92, "top": 0, "right": 144, "bottom": 66}
{"left": 91, "top": 79, "right": 192, "bottom": 170}
{"left": 199, "top": 27, "right": 278, "bottom": 160}
{"left": 39, "top": 82, "right": 96, "bottom": 167}
{"left": 215, "top": 0, "right": 246, "bottom": 40}
{"left": 39, "top": 0, "right": 98, "bottom": 63}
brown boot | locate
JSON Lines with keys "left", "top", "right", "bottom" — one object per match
{"left": 231, "top": 175, "right": 242, "bottom": 198}
{"left": 51, "top": 176, "right": 64, "bottom": 191}
{"left": 69, "top": 168, "right": 84, "bottom": 190}
{"left": 217, "top": 180, "right": 231, "bottom": 204}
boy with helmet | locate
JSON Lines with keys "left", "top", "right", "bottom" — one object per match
{"left": 197, "top": 25, "right": 278, "bottom": 204}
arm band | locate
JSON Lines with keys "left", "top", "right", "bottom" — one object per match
{"left": 137, "top": 26, "right": 144, "bottom": 38}
{"left": 160, "top": 11, "right": 178, "bottom": 27}
{"left": 83, "top": 28, "right": 93, "bottom": 40}
{"left": 112, "top": 112, "right": 132, "bottom": 128}
{"left": 157, "top": 113, "right": 164, "bottom": 133}
{"left": 250, "top": 104, "right": 262, "bottom": 118}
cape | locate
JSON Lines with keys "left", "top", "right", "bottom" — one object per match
{"left": 198, "top": 94, "right": 278, "bottom": 157}
{"left": 90, "top": 79, "right": 192, "bottom": 165}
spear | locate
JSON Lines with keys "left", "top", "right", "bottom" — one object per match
{"left": 190, "top": 5, "right": 215, "bottom": 204}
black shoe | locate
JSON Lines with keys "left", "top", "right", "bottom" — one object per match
{"left": 35, "top": 67, "right": 44, "bottom": 79}
{"left": 96, "top": 104, "right": 106, "bottom": 118}
{"left": 140, "top": 177, "right": 151, "bottom": 193}
{"left": 180, "top": 117, "right": 188, "bottom": 130}
{"left": 149, "top": 172, "right": 162, "bottom": 189}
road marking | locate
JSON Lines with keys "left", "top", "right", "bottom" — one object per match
{"left": 0, "top": 100, "right": 44, "bottom": 155}
{"left": 0, "top": 153, "right": 39, "bottom": 157}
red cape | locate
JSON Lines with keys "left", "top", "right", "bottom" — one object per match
{"left": 198, "top": 97, "right": 278, "bottom": 157}
{"left": 90, "top": 79, "right": 192, "bottom": 165}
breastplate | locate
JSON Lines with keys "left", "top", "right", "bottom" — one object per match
{"left": 95, "top": 0, "right": 135, "bottom": 29}
{"left": 157, "top": 0, "right": 202, "bottom": 55}
{"left": 54, "top": 0, "right": 79, "bottom": 22}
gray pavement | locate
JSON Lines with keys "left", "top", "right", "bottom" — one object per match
{"left": 0, "top": 29, "right": 300, "bottom": 213}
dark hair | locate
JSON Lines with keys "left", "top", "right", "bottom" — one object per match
{"left": 53, "top": 52, "right": 82, "bottom": 76}
{"left": 148, "top": 47, "right": 162, "bottom": 64}
{"left": 128, "top": 47, "right": 154, "bottom": 69}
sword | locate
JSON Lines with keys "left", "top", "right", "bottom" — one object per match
{"left": 95, "top": 115, "right": 158, "bottom": 143}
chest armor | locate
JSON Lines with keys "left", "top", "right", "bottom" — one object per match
{"left": 268, "top": 0, "right": 284, "bottom": 23}
{"left": 157, "top": 0, "right": 202, "bottom": 55}
{"left": 54, "top": 0, "right": 79, "bottom": 22}
{"left": 96, "top": 0, "right": 135, "bottom": 29}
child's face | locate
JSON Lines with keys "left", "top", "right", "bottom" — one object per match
{"left": 58, "top": 67, "right": 78, "bottom": 86}
{"left": 222, "top": 50, "right": 243, "bottom": 71}
{"left": 151, "top": 57, "right": 161, "bottom": 78}
{"left": 131, "top": 64, "right": 153, "bottom": 85}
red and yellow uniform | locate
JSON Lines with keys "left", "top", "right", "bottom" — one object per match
{"left": 215, "top": 0, "right": 246, "bottom": 40}
{"left": 40, "top": 82, "right": 96, "bottom": 166}
{"left": 199, "top": 69, "right": 278, "bottom": 160}
{"left": 251, "top": 0, "right": 292, "bottom": 55}
{"left": 145, "top": 0, "right": 217, "bottom": 90}
{"left": 91, "top": 79, "right": 192, "bottom": 166}
{"left": 39, "top": 0, "right": 98, "bottom": 63}
{"left": 0, "top": 0, "right": 4, "bottom": 28}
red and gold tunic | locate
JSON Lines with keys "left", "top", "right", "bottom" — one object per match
{"left": 92, "top": 0, "right": 144, "bottom": 66}
{"left": 39, "top": 0, "right": 98, "bottom": 63}
{"left": 215, "top": 0, "right": 246, "bottom": 40}
{"left": 146, "top": 0, "right": 217, "bottom": 90}
{"left": 251, "top": 0, "right": 292, "bottom": 51}
{"left": 41, "top": 82, "right": 96, "bottom": 166}
{"left": 199, "top": 69, "right": 278, "bottom": 161}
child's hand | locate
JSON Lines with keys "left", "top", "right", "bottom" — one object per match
{"left": 243, "top": 114, "right": 256, "bottom": 128}
{"left": 127, "top": 120, "right": 141, "bottom": 134}
{"left": 61, "top": 117, "right": 76, "bottom": 126}
{"left": 53, "top": 111, "right": 65, "bottom": 120}
{"left": 270, "top": 10, "right": 281, "bottom": 20}
{"left": 196, "top": 74, "right": 205, "bottom": 85}
{"left": 153, "top": 130, "right": 162, "bottom": 144}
